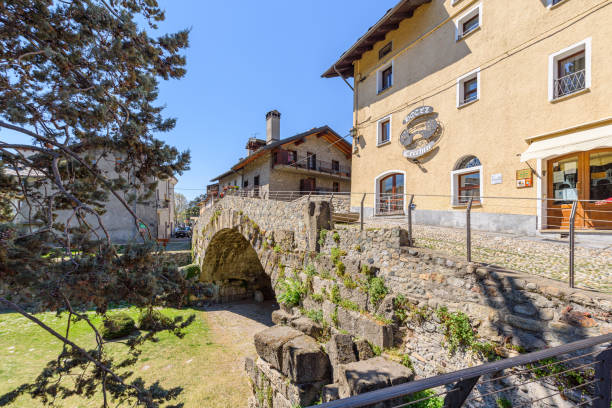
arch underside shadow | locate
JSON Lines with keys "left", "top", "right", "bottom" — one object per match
{"left": 201, "top": 228, "right": 274, "bottom": 302}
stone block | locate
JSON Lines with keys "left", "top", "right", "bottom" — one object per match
{"left": 271, "top": 310, "right": 293, "bottom": 325}
{"left": 340, "top": 285, "right": 368, "bottom": 311}
{"left": 338, "top": 357, "right": 414, "bottom": 398}
{"left": 275, "top": 230, "right": 295, "bottom": 252}
{"left": 281, "top": 335, "right": 331, "bottom": 383}
{"left": 513, "top": 304, "right": 538, "bottom": 317}
{"left": 254, "top": 325, "right": 303, "bottom": 371}
{"left": 353, "top": 338, "right": 375, "bottom": 361}
{"left": 291, "top": 317, "right": 323, "bottom": 338}
{"left": 336, "top": 307, "right": 393, "bottom": 349}
{"left": 321, "top": 384, "right": 340, "bottom": 403}
{"left": 255, "top": 358, "right": 326, "bottom": 407}
{"left": 505, "top": 314, "right": 542, "bottom": 333}
{"left": 326, "top": 334, "right": 357, "bottom": 381}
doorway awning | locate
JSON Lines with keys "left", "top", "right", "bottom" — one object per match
{"left": 521, "top": 124, "right": 612, "bottom": 162}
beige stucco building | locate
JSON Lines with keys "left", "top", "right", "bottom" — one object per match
{"left": 212, "top": 111, "right": 352, "bottom": 197}
{"left": 6, "top": 149, "right": 176, "bottom": 243}
{"left": 324, "top": 0, "right": 612, "bottom": 239}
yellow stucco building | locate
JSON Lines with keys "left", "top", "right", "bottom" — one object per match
{"left": 324, "top": 0, "right": 612, "bottom": 239}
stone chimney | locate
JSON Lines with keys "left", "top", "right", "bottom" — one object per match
{"left": 266, "top": 110, "right": 281, "bottom": 144}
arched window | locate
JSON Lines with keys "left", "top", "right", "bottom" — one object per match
{"left": 451, "top": 156, "right": 482, "bottom": 205}
{"left": 376, "top": 172, "right": 404, "bottom": 215}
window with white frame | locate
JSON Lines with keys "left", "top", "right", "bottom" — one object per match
{"left": 376, "top": 61, "right": 393, "bottom": 93}
{"left": 377, "top": 116, "right": 392, "bottom": 146}
{"left": 456, "top": 68, "right": 480, "bottom": 107}
{"left": 455, "top": 3, "right": 481, "bottom": 40}
{"left": 451, "top": 156, "right": 482, "bottom": 206}
{"left": 548, "top": 38, "right": 591, "bottom": 101}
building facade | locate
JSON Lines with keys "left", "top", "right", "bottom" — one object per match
{"left": 212, "top": 111, "right": 351, "bottom": 197}
{"left": 323, "top": 0, "right": 612, "bottom": 238}
{"left": 6, "top": 149, "right": 176, "bottom": 243}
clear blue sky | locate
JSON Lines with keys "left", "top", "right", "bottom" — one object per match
{"left": 156, "top": 0, "right": 398, "bottom": 200}
{"left": 0, "top": 1, "right": 399, "bottom": 201}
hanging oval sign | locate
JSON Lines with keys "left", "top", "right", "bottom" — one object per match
{"left": 400, "top": 106, "right": 441, "bottom": 160}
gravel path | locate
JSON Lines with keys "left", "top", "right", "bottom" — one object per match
{"left": 201, "top": 301, "right": 276, "bottom": 407}
{"left": 357, "top": 220, "right": 612, "bottom": 292}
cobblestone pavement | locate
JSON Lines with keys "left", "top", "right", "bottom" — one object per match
{"left": 349, "top": 219, "right": 612, "bottom": 293}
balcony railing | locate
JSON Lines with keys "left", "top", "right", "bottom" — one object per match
{"left": 554, "top": 69, "right": 586, "bottom": 99}
{"left": 376, "top": 193, "right": 405, "bottom": 215}
{"left": 273, "top": 150, "right": 351, "bottom": 178}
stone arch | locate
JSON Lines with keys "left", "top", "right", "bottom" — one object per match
{"left": 200, "top": 227, "right": 274, "bottom": 301}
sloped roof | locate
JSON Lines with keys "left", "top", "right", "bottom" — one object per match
{"left": 211, "top": 126, "right": 350, "bottom": 182}
{"left": 322, "top": 0, "right": 432, "bottom": 78}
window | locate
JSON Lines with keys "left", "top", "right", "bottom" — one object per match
{"left": 254, "top": 175, "right": 260, "bottom": 186}
{"left": 333, "top": 182, "right": 340, "bottom": 193}
{"left": 455, "top": 3, "right": 481, "bottom": 40}
{"left": 332, "top": 160, "right": 340, "bottom": 173}
{"left": 377, "top": 116, "right": 392, "bottom": 146}
{"left": 243, "top": 179, "right": 249, "bottom": 188}
{"left": 456, "top": 68, "right": 480, "bottom": 107}
{"left": 549, "top": 0, "right": 568, "bottom": 7}
{"left": 377, "top": 61, "right": 393, "bottom": 93}
{"left": 549, "top": 38, "right": 591, "bottom": 101}
{"left": 376, "top": 173, "right": 404, "bottom": 215}
{"left": 379, "top": 42, "right": 392, "bottom": 60}
{"left": 451, "top": 156, "right": 482, "bottom": 206}
{"left": 307, "top": 152, "right": 317, "bottom": 170}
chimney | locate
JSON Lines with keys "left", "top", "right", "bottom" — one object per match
{"left": 266, "top": 110, "right": 281, "bottom": 144}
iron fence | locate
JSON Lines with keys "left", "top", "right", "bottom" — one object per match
{"left": 308, "top": 333, "right": 612, "bottom": 408}
{"left": 554, "top": 69, "right": 586, "bottom": 99}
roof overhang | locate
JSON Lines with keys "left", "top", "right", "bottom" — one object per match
{"left": 322, "top": 0, "right": 432, "bottom": 79}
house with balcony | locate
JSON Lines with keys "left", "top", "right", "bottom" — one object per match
{"left": 211, "top": 111, "right": 351, "bottom": 197}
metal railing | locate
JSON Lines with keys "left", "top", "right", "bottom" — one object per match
{"left": 273, "top": 149, "right": 351, "bottom": 177}
{"left": 309, "top": 333, "right": 612, "bottom": 408}
{"left": 554, "top": 69, "right": 586, "bottom": 99}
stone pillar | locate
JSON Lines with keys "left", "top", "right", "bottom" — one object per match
{"left": 303, "top": 200, "right": 331, "bottom": 252}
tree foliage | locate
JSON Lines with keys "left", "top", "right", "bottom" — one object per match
{"left": 0, "top": 0, "right": 197, "bottom": 406}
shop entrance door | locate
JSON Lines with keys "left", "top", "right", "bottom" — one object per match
{"left": 547, "top": 148, "right": 612, "bottom": 229}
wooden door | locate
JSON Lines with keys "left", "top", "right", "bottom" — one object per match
{"left": 547, "top": 148, "right": 612, "bottom": 229}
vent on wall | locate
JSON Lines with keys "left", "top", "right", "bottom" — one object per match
{"left": 379, "top": 42, "right": 392, "bottom": 60}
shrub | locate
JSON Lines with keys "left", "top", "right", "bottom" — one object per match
{"left": 318, "top": 229, "right": 328, "bottom": 246}
{"left": 496, "top": 398, "right": 512, "bottom": 408}
{"left": 354, "top": 245, "right": 361, "bottom": 252}
{"left": 403, "top": 390, "right": 443, "bottom": 408}
{"left": 368, "top": 277, "right": 388, "bottom": 307}
{"left": 100, "top": 312, "right": 136, "bottom": 340}
{"left": 277, "top": 278, "right": 305, "bottom": 307}
{"left": 305, "top": 263, "right": 317, "bottom": 276}
{"left": 138, "top": 307, "right": 173, "bottom": 331}
{"left": 343, "top": 276, "right": 357, "bottom": 289}
{"left": 401, "top": 354, "right": 414, "bottom": 370}
{"left": 369, "top": 341, "right": 382, "bottom": 356}
{"left": 336, "top": 261, "right": 346, "bottom": 277}
{"left": 182, "top": 264, "right": 200, "bottom": 280}
{"left": 361, "top": 264, "right": 373, "bottom": 277}
{"left": 304, "top": 309, "right": 324, "bottom": 324}
{"left": 330, "top": 284, "right": 341, "bottom": 304}
{"left": 339, "top": 298, "right": 359, "bottom": 312}
{"left": 273, "top": 244, "right": 282, "bottom": 253}
{"left": 311, "top": 293, "right": 324, "bottom": 303}
{"left": 331, "top": 307, "right": 339, "bottom": 327}
{"left": 330, "top": 247, "right": 346, "bottom": 265}
{"left": 332, "top": 231, "right": 340, "bottom": 243}
{"left": 436, "top": 307, "right": 475, "bottom": 354}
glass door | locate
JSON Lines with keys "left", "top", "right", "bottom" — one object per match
{"left": 377, "top": 174, "right": 404, "bottom": 215}
{"left": 584, "top": 150, "right": 612, "bottom": 229}
{"left": 548, "top": 155, "right": 583, "bottom": 229}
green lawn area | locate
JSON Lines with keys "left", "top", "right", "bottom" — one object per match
{"left": 0, "top": 307, "right": 250, "bottom": 407}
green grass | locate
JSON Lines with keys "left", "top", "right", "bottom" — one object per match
{"left": 0, "top": 307, "right": 230, "bottom": 407}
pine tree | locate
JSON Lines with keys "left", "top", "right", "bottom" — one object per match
{"left": 0, "top": 1, "right": 196, "bottom": 406}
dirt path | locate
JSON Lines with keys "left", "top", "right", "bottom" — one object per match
{"left": 201, "top": 301, "right": 276, "bottom": 407}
